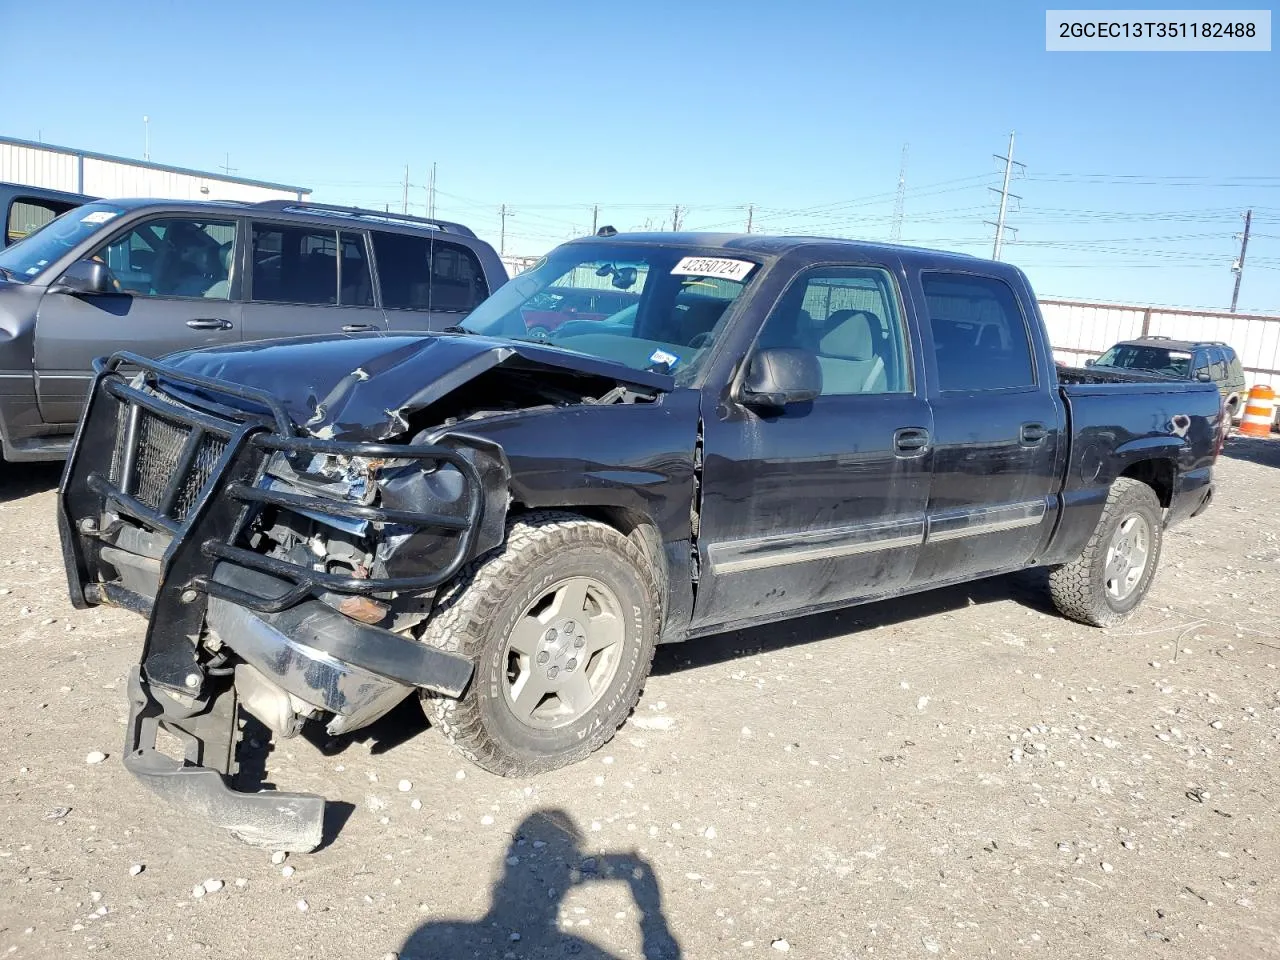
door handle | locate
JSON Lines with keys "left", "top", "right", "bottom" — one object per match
{"left": 1020, "top": 422, "right": 1048, "bottom": 444}
{"left": 342, "top": 323, "right": 380, "bottom": 333}
{"left": 894, "top": 427, "right": 931, "bottom": 455}
{"left": 185, "top": 318, "right": 233, "bottom": 331}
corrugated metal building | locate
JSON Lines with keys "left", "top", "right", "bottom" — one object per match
{"left": 0, "top": 135, "right": 309, "bottom": 203}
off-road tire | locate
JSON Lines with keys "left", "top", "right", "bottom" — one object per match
{"left": 419, "top": 511, "right": 660, "bottom": 776}
{"left": 1049, "top": 477, "right": 1163, "bottom": 627}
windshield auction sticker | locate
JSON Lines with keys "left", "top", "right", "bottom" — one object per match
{"left": 1047, "top": 10, "right": 1270, "bottom": 50}
{"left": 671, "top": 257, "right": 756, "bottom": 282}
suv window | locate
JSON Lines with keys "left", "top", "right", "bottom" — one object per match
{"left": 95, "top": 217, "right": 236, "bottom": 299}
{"left": 7, "top": 198, "right": 76, "bottom": 245}
{"left": 1192, "top": 351, "right": 1211, "bottom": 381}
{"left": 922, "top": 273, "right": 1035, "bottom": 391}
{"left": 340, "top": 231, "right": 374, "bottom": 306}
{"left": 1227, "top": 351, "right": 1244, "bottom": 380}
{"left": 1208, "top": 348, "right": 1227, "bottom": 381}
{"left": 372, "top": 232, "right": 488, "bottom": 312}
{"left": 755, "top": 265, "right": 911, "bottom": 395}
{"left": 1094, "top": 343, "right": 1192, "bottom": 377}
{"left": 252, "top": 223, "right": 338, "bottom": 305}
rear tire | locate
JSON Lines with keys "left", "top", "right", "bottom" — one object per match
{"left": 1049, "top": 477, "right": 1163, "bottom": 627}
{"left": 419, "top": 512, "right": 659, "bottom": 776}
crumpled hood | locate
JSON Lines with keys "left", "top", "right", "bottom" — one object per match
{"left": 162, "top": 332, "right": 673, "bottom": 440}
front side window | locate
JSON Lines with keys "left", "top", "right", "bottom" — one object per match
{"left": 95, "top": 217, "right": 236, "bottom": 299}
{"left": 0, "top": 201, "right": 128, "bottom": 282}
{"left": 251, "top": 223, "right": 337, "bottom": 305}
{"left": 922, "top": 272, "right": 1035, "bottom": 391}
{"left": 753, "top": 266, "right": 911, "bottom": 395}
{"left": 461, "top": 242, "right": 759, "bottom": 384}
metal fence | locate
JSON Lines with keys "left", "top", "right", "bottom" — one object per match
{"left": 1041, "top": 299, "right": 1280, "bottom": 390}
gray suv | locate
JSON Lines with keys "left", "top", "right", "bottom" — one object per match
{"left": 0, "top": 199, "right": 506, "bottom": 461}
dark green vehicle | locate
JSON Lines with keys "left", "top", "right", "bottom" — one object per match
{"left": 1089, "top": 337, "right": 1248, "bottom": 421}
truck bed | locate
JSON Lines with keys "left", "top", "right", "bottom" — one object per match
{"left": 1044, "top": 371, "right": 1221, "bottom": 568}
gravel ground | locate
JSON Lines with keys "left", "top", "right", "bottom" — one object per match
{"left": 1, "top": 439, "right": 1278, "bottom": 959}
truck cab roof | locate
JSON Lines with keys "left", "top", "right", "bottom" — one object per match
{"left": 570, "top": 231, "right": 986, "bottom": 269}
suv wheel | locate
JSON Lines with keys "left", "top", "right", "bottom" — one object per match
{"left": 419, "top": 512, "right": 659, "bottom": 776}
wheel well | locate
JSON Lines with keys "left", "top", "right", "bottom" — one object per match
{"left": 1119, "top": 458, "right": 1174, "bottom": 508}
{"left": 507, "top": 503, "right": 668, "bottom": 605}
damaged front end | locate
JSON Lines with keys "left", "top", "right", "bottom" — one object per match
{"left": 58, "top": 351, "right": 507, "bottom": 851}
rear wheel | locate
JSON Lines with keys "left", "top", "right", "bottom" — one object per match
{"left": 1049, "top": 477, "right": 1163, "bottom": 627}
{"left": 419, "top": 512, "right": 659, "bottom": 776}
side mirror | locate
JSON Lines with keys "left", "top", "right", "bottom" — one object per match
{"left": 1196, "top": 370, "right": 1212, "bottom": 383}
{"left": 1085, "top": 358, "right": 1096, "bottom": 367}
{"left": 737, "top": 347, "right": 822, "bottom": 409}
{"left": 49, "top": 259, "right": 116, "bottom": 296}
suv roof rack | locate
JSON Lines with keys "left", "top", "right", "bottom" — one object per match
{"left": 251, "top": 200, "right": 477, "bottom": 238}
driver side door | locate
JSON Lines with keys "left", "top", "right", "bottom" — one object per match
{"left": 692, "top": 262, "right": 934, "bottom": 632}
{"left": 34, "top": 215, "right": 242, "bottom": 426}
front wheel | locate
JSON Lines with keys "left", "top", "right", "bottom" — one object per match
{"left": 419, "top": 512, "right": 660, "bottom": 776}
{"left": 1048, "top": 477, "right": 1164, "bottom": 627}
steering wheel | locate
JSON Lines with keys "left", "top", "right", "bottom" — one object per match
{"left": 687, "top": 332, "right": 714, "bottom": 349}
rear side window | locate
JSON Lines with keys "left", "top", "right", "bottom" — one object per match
{"left": 340, "top": 232, "right": 373, "bottom": 306}
{"left": 921, "top": 272, "right": 1035, "bottom": 391}
{"left": 1228, "top": 352, "right": 1244, "bottom": 380}
{"left": 7, "top": 198, "right": 75, "bottom": 245}
{"left": 430, "top": 241, "right": 488, "bottom": 311}
{"left": 251, "top": 223, "right": 337, "bottom": 305}
{"left": 372, "top": 232, "right": 488, "bottom": 312}
{"left": 1208, "top": 349, "right": 1227, "bottom": 381}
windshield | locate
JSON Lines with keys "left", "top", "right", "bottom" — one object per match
{"left": 0, "top": 201, "right": 128, "bottom": 282}
{"left": 461, "top": 242, "right": 760, "bottom": 382}
{"left": 1093, "top": 344, "right": 1191, "bottom": 378}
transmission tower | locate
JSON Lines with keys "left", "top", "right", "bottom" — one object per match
{"left": 890, "top": 144, "right": 909, "bottom": 241}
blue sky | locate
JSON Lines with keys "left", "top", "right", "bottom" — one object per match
{"left": 5, "top": 0, "right": 1278, "bottom": 311}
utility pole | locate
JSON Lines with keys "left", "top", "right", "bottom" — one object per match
{"left": 1230, "top": 208, "right": 1252, "bottom": 313}
{"left": 402, "top": 164, "right": 410, "bottom": 214}
{"left": 986, "top": 131, "right": 1024, "bottom": 260}
{"left": 426, "top": 162, "right": 437, "bottom": 218}
{"left": 746, "top": 204, "right": 754, "bottom": 233}
{"left": 591, "top": 204, "right": 599, "bottom": 234}
{"left": 218, "top": 153, "right": 237, "bottom": 176}
{"left": 499, "top": 204, "right": 512, "bottom": 256}
{"left": 143, "top": 116, "right": 151, "bottom": 162}
{"left": 890, "top": 143, "right": 909, "bottom": 241}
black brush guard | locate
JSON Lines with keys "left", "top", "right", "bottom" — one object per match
{"left": 57, "top": 352, "right": 481, "bottom": 851}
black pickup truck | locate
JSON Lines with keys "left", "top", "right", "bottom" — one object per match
{"left": 58, "top": 233, "right": 1224, "bottom": 850}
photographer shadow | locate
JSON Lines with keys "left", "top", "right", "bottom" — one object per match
{"left": 399, "top": 808, "right": 681, "bottom": 959}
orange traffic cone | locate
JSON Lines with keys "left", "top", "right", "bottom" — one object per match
{"left": 1239, "top": 384, "right": 1276, "bottom": 438}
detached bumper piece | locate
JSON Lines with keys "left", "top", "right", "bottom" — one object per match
{"left": 124, "top": 668, "right": 326, "bottom": 852}
{"left": 59, "top": 353, "right": 482, "bottom": 849}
